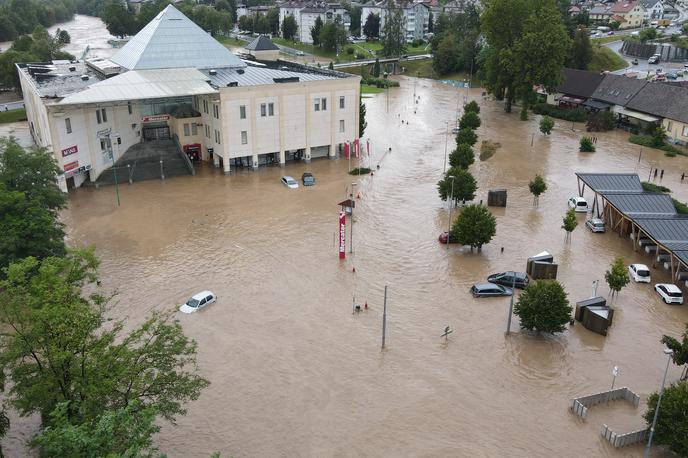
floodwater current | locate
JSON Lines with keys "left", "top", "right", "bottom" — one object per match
{"left": 6, "top": 78, "right": 688, "bottom": 457}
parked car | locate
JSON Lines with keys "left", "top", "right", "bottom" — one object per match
{"left": 607, "top": 31, "right": 614, "bottom": 35}
{"left": 648, "top": 55, "right": 660, "bottom": 64}
{"left": 487, "top": 271, "right": 529, "bottom": 289}
{"left": 632, "top": 58, "right": 638, "bottom": 65}
{"left": 302, "top": 172, "right": 315, "bottom": 186}
{"left": 471, "top": 283, "right": 513, "bottom": 298}
{"left": 281, "top": 176, "right": 299, "bottom": 189}
{"left": 654, "top": 283, "right": 684, "bottom": 304}
{"left": 628, "top": 263, "right": 651, "bottom": 283}
{"left": 667, "top": 72, "right": 678, "bottom": 80}
{"left": 568, "top": 196, "right": 589, "bottom": 213}
{"left": 585, "top": 217, "right": 606, "bottom": 233}
{"left": 180, "top": 291, "right": 217, "bottom": 314}
{"left": 438, "top": 231, "right": 457, "bottom": 244}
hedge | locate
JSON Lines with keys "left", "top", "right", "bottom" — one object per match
{"left": 629, "top": 135, "right": 685, "bottom": 157}
{"left": 532, "top": 103, "right": 588, "bottom": 122}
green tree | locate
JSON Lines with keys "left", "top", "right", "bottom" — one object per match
{"left": 103, "top": 3, "right": 135, "bottom": 38}
{"left": 281, "top": 14, "right": 297, "bottom": 40}
{"left": 382, "top": 0, "right": 406, "bottom": 57}
{"left": 0, "top": 251, "right": 210, "bottom": 426}
{"left": 662, "top": 323, "right": 688, "bottom": 380}
{"left": 570, "top": 27, "right": 592, "bottom": 69}
{"left": 579, "top": 136, "right": 595, "bottom": 152}
{"left": 650, "top": 123, "right": 667, "bottom": 147}
{"left": 372, "top": 57, "right": 381, "bottom": 77}
{"left": 33, "top": 401, "right": 162, "bottom": 457}
{"left": 514, "top": 280, "right": 572, "bottom": 334}
{"left": 643, "top": 381, "right": 688, "bottom": 457}
{"left": 561, "top": 207, "right": 577, "bottom": 242}
{"left": 437, "top": 167, "right": 477, "bottom": 206}
{"left": 540, "top": 115, "right": 554, "bottom": 135}
{"left": 349, "top": 5, "right": 362, "bottom": 36}
{"left": 267, "top": 7, "right": 280, "bottom": 35}
{"left": 459, "top": 111, "right": 481, "bottom": 130}
{"left": 639, "top": 27, "right": 657, "bottom": 43}
{"left": 450, "top": 204, "right": 496, "bottom": 251}
{"left": 449, "top": 143, "right": 474, "bottom": 169}
{"left": 428, "top": 11, "right": 434, "bottom": 33}
{"left": 605, "top": 256, "right": 630, "bottom": 300}
{"left": 254, "top": 13, "right": 270, "bottom": 34}
{"left": 432, "top": 33, "right": 459, "bottom": 76}
{"left": 529, "top": 174, "right": 547, "bottom": 207}
{"left": 456, "top": 127, "right": 478, "bottom": 147}
{"left": 320, "top": 22, "right": 337, "bottom": 52}
{"left": 311, "top": 15, "right": 323, "bottom": 46}
{"left": 363, "top": 12, "right": 380, "bottom": 39}
{"left": 238, "top": 15, "right": 253, "bottom": 32}
{"left": 464, "top": 100, "right": 480, "bottom": 114}
{"left": 586, "top": 111, "right": 615, "bottom": 131}
{"left": 360, "top": 98, "right": 367, "bottom": 137}
{"left": 610, "top": 20, "right": 620, "bottom": 30}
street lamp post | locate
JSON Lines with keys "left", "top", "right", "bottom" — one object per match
{"left": 446, "top": 176, "right": 455, "bottom": 249}
{"left": 644, "top": 348, "right": 675, "bottom": 458}
{"left": 443, "top": 121, "right": 449, "bottom": 173}
{"left": 383, "top": 72, "right": 389, "bottom": 113}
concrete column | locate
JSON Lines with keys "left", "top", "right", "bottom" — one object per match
{"left": 252, "top": 153, "right": 259, "bottom": 169}
{"left": 305, "top": 147, "right": 311, "bottom": 163}
{"left": 279, "top": 149, "right": 286, "bottom": 166}
{"left": 329, "top": 143, "right": 336, "bottom": 159}
{"left": 223, "top": 153, "right": 231, "bottom": 175}
{"left": 213, "top": 153, "right": 220, "bottom": 168}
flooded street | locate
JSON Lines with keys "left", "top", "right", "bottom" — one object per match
{"left": 7, "top": 77, "right": 688, "bottom": 457}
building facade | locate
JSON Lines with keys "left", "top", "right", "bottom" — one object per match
{"left": 361, "top": 0, "right": 429, "bottom": 42}
{"left": 18, "top": 5, "right": 360, "bottom": 191}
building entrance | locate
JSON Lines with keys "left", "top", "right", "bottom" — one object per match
{"left": 143, "top": 123, "right": 170, "bottom": 141}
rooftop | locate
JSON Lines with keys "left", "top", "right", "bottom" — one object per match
{"left": 110, "top": 4, "right": 245, "bottom": 71}
{"left": 556, "top": 68, "right": 605, "bottom": 99}
{"left": 245, "top": 36, "right": 280, "bottom": 51}
{"left": 591, "top": 73, "right": 647, "bottom": 106}
{"left": 626, "top": 82, "right": 688, "bottom": 124}
{"left": 17, "top": 61, "right": 104, "bottom": 99}
{"left": 601, "top": 192, "right": 676, "bottom": 217}
{"left": 203, "top": 61, "right": 353, "bottom": 88}
{"left": 575, "top": 172, "right": 643, "bottom": 193}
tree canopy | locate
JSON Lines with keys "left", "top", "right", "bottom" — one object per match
{"left": 570, "top": 27, "right": 592, "bottom": 70}
{"left": 430, "top": 9, "right": 481, "bottom": 77}
{"left": 311, "top": 16, "right": 324, "bottom": 46}
{"left": 437, "top": 167, "right": 477, "bottom": 205}
{"left": 381, "top": 0, "right": 406, "bottom": 57}
{"left": 449, "top": 143, "right": 475, "bottom": 169}
{"left": 605, "top": 256, "right": 629, "bottom": 299}
{"left": 450, "top": 204, "right": 496, "bottom": 250}
{"left": 456, "top": 127, "right": 478, "bottom": 147}
{"left": 363, "top": 12, "right": 380, "bottom": 39}
{"left": 561, "top": 208, "right": 577, "bottom": 242}
{"left": 528, "top": 174, "right": 547, "bottom": 206}
{"left": 282, "top": 14, "right": 298, "bottom": 40}
{"left": 514, "top": 280, "right": 572, "bottom": 334}
{"left": 539, "top": 115, "right": 554, "bottom": 135}
{"left": 643, "top": 380, "right": 688, "bottom": 457}
{"left": 662, "top": 323, "right": 688, "bottom": 380}
{"left": 459, "top": 111, "right": 481, "bottom": 130}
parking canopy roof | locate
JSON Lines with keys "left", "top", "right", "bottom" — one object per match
{"left": 602, "top": 192, "right": 676, "bottom": 218}
{"left": 575, "top": 172, "right": 643, "bottom": 193}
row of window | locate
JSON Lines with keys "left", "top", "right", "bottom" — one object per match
{"left": 66, "top": 105, "right": 135, "bottom": 134}
{"left": 236, "top": 96, "right": 346, "bottom": 119}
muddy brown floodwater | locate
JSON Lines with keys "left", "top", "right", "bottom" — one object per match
{"left": 7, "top": 77, "right": 688, "bottom": 457}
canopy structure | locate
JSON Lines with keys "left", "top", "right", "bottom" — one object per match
{"left": 612, "top": 106, "right": 660, "bottom": 123}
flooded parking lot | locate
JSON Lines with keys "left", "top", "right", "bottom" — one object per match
{"left": 9, "top": 77, "right": 688, "bottom": 457}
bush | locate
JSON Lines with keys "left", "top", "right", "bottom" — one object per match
{"left": 539, "top": 115, "right": 554, "bottom": 135}
{"left": 464, "top": 101, "right": 480, "bottom": 114}
{"left": 355, "top": 52, "right": 365, "bottom": 59}
{"left": 629, "top": 135, "right": 685, "bottom": 156}
{"left": 459, "top": 111, "right": 481, "bottom": 130}
{"left": 456, "top": 128, "right": 478, "bottom": 147}
{"left": 673, "top": 199, "right": 688, "bottom": 214}
{"left": 532, "top": 103, "right": 588, "bottom": 122}
{"left": 642, "top": 181, "right": 671, "bottom": 193}
{"left": 346, "top": 47, "right": 354, "bottom": 55}
{"left": 586, "top": 111, "right": 615, "bottom": 131}
{"left": 514, "top": 280, "right": 572, "bottom": 334}
{"left": 349, "top": 167, "right": 371, "bottom": 175}
{"left": 580, "top": 136, "right": 595, "bottom": 152}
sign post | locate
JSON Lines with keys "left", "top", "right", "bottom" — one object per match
{"left": 338, "top": 211, "right": 346, "bottom": 259}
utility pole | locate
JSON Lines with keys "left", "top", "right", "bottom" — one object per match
{"left": 113, "top": 166, "right": 120, "bottom": 207}
{"left": 506, "top": 274, "right": 516, "bottom": 333}
{"left": 443, "top": 121, "right": 449, "bottom": 173}
{"left": 446, "top": 176, "right": 455, "bottom": 249}
{"left": 381, "top": 285, "right": 388, "bottom": 349}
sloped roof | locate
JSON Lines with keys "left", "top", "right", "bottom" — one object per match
{"left": 58, "top": 68, "right": 216, "bottom": 105}
{"left": 110, "top": 5, "right": 245, "bottom": 70}
{"left": 611, "top": 1, "right": 640, "bottom": 13}
{"left": 575, "top": 172, "right": 643, "bottom": 193}
{"left": 602, "top": 192, "right": 676, "bottom": 217}
{"left": 245, "top": 36, "right": 280, "bottom": 51}
{"left": 556, "top": 68, "right": 605, "bottom": 98}
{"left": 626, "top": 82, "right": 688, "bottom": 124}
{"left": 591, "top": 73, "right": 647, "bottom": 106}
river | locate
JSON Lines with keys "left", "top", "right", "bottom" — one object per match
{"left": 4, "top": 78, "right": 688, "bottom": 456}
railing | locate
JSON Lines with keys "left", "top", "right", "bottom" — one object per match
{"left": 601, "top": 424, "right": 648, "bottom": 448}
{"left": 570, "top": 387, "right": 641, "bottom": 420}
{"left": 172, "top": 134, "right": 195, "bottom": 176}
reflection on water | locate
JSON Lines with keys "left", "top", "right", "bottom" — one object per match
{"left": 6, "top": 77, "right": 688, "bottom": 457}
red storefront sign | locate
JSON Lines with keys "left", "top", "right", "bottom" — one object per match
{"left": 63, "top": 160, "right": 79, "bottom": 172}
{"left": 339, "top": 211, "right": 346, "bottom": 259}
{"left": 141, "top": 114, "right": 170, "bottom": 122}
{"left": 61, "top": 145, "right": 78, "bottom": 157}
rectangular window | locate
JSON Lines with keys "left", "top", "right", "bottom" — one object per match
{"left": 101, "top": 109, "right": 107, "bottom": 123}
{"left": 339, "top": 96, "right": 345, "bottom": 109}
{"left": 205, "top": 125, "right": 210, "bottom": 138}
{"left": 184, "top": 123, "right": 190, "bottom": 136}
{"left": 65, "top": 117, "right": 72, "bottom": 134}
{"left": 683, "top": 126, "right": 688, "bottom": 137}
{"left": 261, "top": 103, "right": 266, "bottom": 117}
{"left": 240, "top": 105, "right": 246, "bottom": 119}
{"left": 268, "top": 103, "right": 274, "bottom": 116}
{"left": 321, "top": 97, "right": 327, "bottom": 111}
{"left": 340, "top": 119, "right": 345, "bottom": 133}
{"left": 241, "top": 130, "right": 248, "bottom": 144}
{"left": 127, "top": 102, "right": 132, "bottom": 114}
{"left": 667, "top": 121, "right": 673, "bottom": 132}
{"left": 203, "top": 100, "right": 208, "bottom": 114}
{"left": 192, "top": 123, "right": 198, "bottom": 136}
{"left": 215, "top": 129, "right": 221, "bottom": 144}
{"left": 213, "top": 105, "right": 219, "bottom": 119}
{"left": 96, "top": 109, "right": 101, "bottom": 124}
{"left": 314, "top": 99, "right": 320, "bottom": 111}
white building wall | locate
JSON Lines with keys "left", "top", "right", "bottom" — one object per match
{"left": 18, "top": 68, "right": 53, "bottom": 149}
{"left": 282, "top": 94, "right": 306, "bottom": 150}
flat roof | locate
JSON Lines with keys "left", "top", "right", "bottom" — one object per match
{"left": 17, "top": 61, "right": 105, "bottom": 98}
{"left": 58, "top": 68, "right": 216, "bottom": 105}
{"left": 575, "top": 173, "right": 643, "bottom": 193}
{"left": 203, "top": 61, "right": 353, "bottom": 88}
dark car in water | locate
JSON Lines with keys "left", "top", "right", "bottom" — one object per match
{"left": 438, "top": 232, "right": 457, "bottom": 244}
{"left": 471, "top": 283, "right": 513, "bottom": 298}
{"left": 302, "top": 172, "right": 315, "bottom": 186}
{"left": 487, "top": 271, "right": 529, "bottom": 289}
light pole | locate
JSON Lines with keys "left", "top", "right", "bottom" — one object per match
{"left": 349, "top": 182, "right": 357, "bottom": 253}
{"left": 446, "top": 176, "right": 455, "bottom": 249}
{"left": 443, "top": 121, "right": 449, "bottom": 173}
{"left": 506, "top": 274, "right": 516, "bottom": 333}
{"left": 383, "top": 72, "right": 389, "bottom": 113}
{"left": 644, "top": 348, "right": 674, "bottom": 458}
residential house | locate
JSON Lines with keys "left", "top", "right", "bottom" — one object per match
{"left": 640, "top": 0, "right": 664, "bottom": 19}
{"left": 244, "top": 35, "right": 281, "bottom": 61}
{"left": 610, "top": 1, "right": 645, "bottom": 29}
{"left": 626, "top": 83, "right": 688, "bottom": 145}
{"left": 589, "top": 4, "right": 613, "bottom": 21}
{"left": 236, "top": 3, "right": 248, "bottom": 19}
{"left": 296, "top": 4, "right": 350, "bottom": 44}
{"left": 279, "top": 1, "right": 307, "bottom": 38}
{"left": 361, "top": 0, "right": 429, "bottom": 42}
{"left": 546, "top": 68, "right": 605, "bottom": 108}
{"left": 247, "top": 5, "right": 273, "bottom": 17}
{"left": 588, "top": 73, "right": 649, "bottom": 125}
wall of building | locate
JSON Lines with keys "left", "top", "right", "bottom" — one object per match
{"left": 18, "top": 69, "right": 53, "bottom": 149}
{"left": 664, "top": 118, "right": 688, "bottom": 146}
{"left": 218, "top": 77, "right": 360, "bottom": 173}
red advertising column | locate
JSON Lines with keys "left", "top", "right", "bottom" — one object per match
{"left": 339, "top": 211, "right": 346, "bottom": 259}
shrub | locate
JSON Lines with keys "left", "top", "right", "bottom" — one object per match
{"left": 673, "top": 199, "right": 688, "bottom": 214}
{"left": 532, "top": 103, "right": 588, "bottom": 122}
{"left": 580, "top": 136, "right": 595, "bottom": 152}
{"left": 641, "top": 181, "right": 671, "bottom": 193}
{"left": 346, "top": 47, "right": 354, "bottom": 55}
{"left": 449, "top": 143, "right": 475, "bottom": 169}
{"left": 539, "top": 115, "right": 554, "bottom": 135}
{"left": 456, "top": 128, "right": 478, "bottom": 147}
{"left": 629, "top": 135, "right": 685, "bottom": 156}
{"left": 464, "top": 101, "right": 480, "bottom": 114}
{"left": 479, "top": 140, "right": 500, "bottom": 161}
{"left": 586, "top": 111, "right": 615, "bottom": 131}
{"left": 459, "top": 111, "right": 481, "bottom": 130}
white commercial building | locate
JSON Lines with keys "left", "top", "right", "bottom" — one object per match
{"left": 18, "top": 5, "right": 360, "bottom": 191}
{"left": 279, "top": 2, "right": 350, "bottom": 44}
{"left": 361, "top": 0, "right": 429, "bottom": 42}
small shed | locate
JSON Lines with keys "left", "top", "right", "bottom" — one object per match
{"left": 244, "top": 35, "right": 280, "bottom": 61}
{"left": 526, "top": 251, "right": 558, "bottom": 280}
{"left": 487, "top": 188, "right": 507, "bottom": 207}
{"left": 338, "top": 198, "right": 356, "bottom": 215}
{"left": 575, "top": 296, "right": 614, "bottom": 335}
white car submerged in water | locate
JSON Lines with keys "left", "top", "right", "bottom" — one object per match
{"left": 180, "top": 291, "right": 217, "bottom": 314}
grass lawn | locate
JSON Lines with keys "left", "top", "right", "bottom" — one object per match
{"left": 591, "top": 35, "right": 622, "bottom": 45}
{"left": 217, "top": 36, "right": 248, "bottom": 46}
{"left": 589, "top": 45, "right": 628, "bottom": 72}
{"left": 0, "top": 108, "right": 26, "bottom": 124}
{"left": 361, "top": 84, "right": 384, "bottom": 94}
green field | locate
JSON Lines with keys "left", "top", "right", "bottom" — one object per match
{"left": 217, "top": 35, "right": 249, "bottom": 46}
{"left": 589, "top": 45, "right": 628, "bottom": 72}
{"left": 361, "top": 84, "right": 384, "bottom": 94}
{"left": 0, "top": 108, "right": 26, "bottom": 124}
{"left": 591, "top": 35, "right": 622, "bottom": 45}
